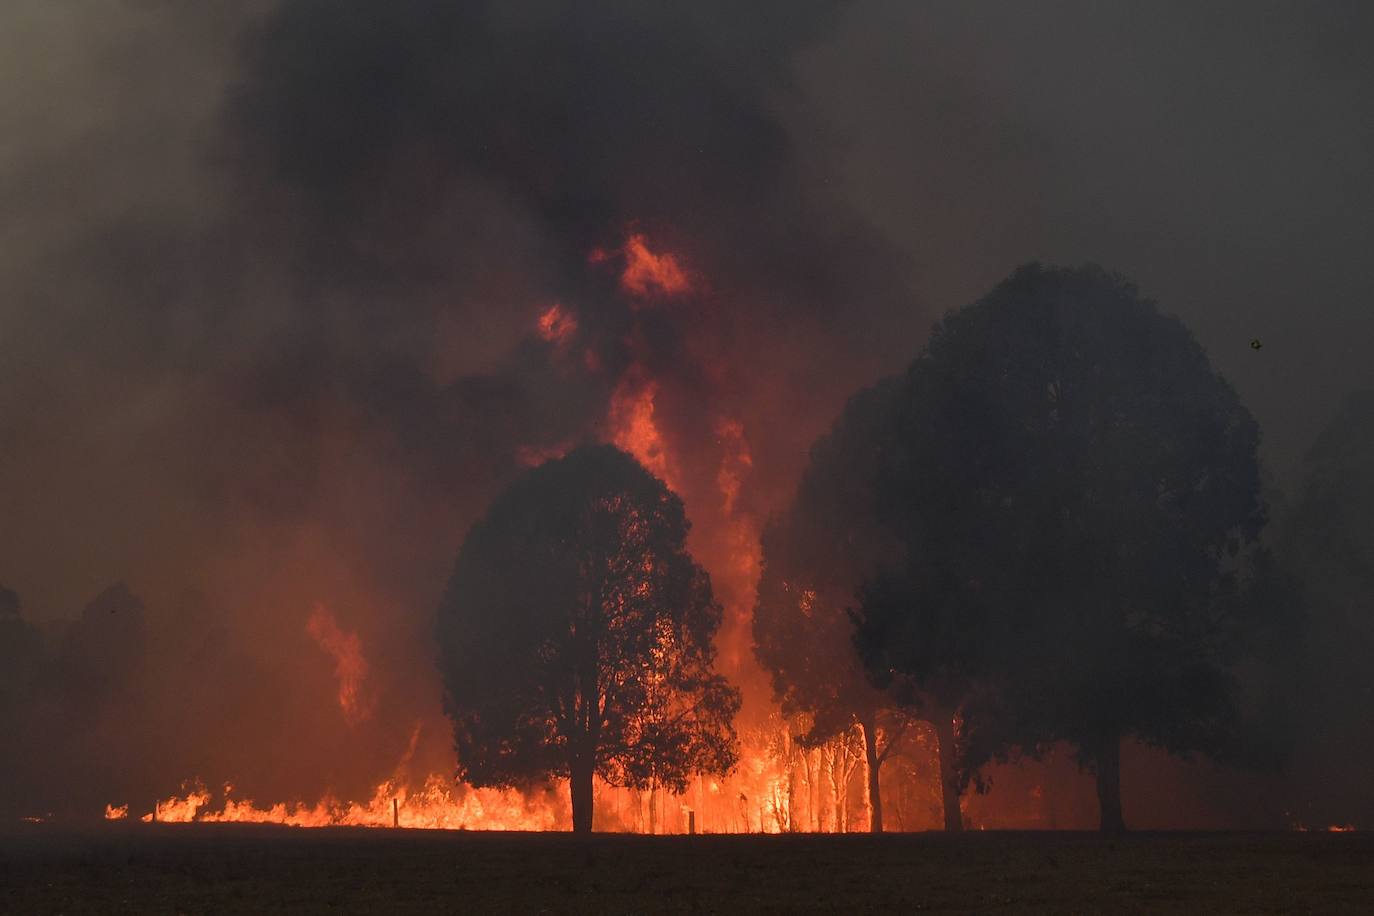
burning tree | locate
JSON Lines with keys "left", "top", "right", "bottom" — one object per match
{"left": 753, "top": 380, "right": 919, "bottom": 833}
{"left": 435, "top": 444, "right": 740, "bottom": 833}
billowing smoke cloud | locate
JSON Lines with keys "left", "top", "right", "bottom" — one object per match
{"left": 3, "top": 0, "right": 1371, "bottom": 825}
{"left": 0, "top": 0, "right": 914, "bottom": 816}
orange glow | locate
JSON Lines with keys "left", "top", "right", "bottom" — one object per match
{"left": 306, "top": 604, "right": 373, "bottom": 726}
{"left": 536, "top": 303, "right": 578, "bottom": 347}
{"left": 715, "top": 418, "right": 753, "bottom": 517}
{"left": 593, "top": 232, "right": 691, "bottom": 300}
{"left": 607, "top": 372, "right": 677, "bottom": 489}
{"left": 134, "top": 778, "right": 563, "bottom": 831}
{"left": 621, "top": 233, "right": 689, "bottom": 297}
{"left": 101, "top": 226, "right": 942, "bottom": 837}
{"left": 515, "top": 442, "right": 571, "bottom": 468}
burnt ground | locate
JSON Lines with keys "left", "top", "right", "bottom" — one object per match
{"left": 1, "top": 825, "right": 1370, "bottom": 914}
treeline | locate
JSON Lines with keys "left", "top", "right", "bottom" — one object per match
{"left": 436, "top": 263, "right": 1373, "bottom": 834}
{"left": 0, "top": 582, "right": 406, "bottom": 822}
{"left": 6, "top": 264, "right": 1369, "bottom": 833}
{"left": 754, "top": 263, "right": 1371, "bottom": 832}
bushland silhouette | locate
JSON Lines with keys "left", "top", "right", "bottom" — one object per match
{"left": 1279, "top": 391, "right": 1374, "bottom": 827}
{"left": 435, "top": 445, "right": 740, "bottom": 833}
{"left": 857, "top": 264, "right": 1266, "bottom": 832}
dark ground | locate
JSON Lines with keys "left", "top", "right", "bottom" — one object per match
{"left": 0, "top": 824, "right": 1370, "bottom": 914}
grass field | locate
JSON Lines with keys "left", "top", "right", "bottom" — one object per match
{"left": 1, "top": 824, "right": 1370, "bottom": 914}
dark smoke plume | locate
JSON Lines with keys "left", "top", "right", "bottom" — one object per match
{"left": 0, "top": 0, "right": 912, "bottom": 815}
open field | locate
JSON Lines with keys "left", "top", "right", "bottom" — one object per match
{"left": 1, "top": 825, "right": 1370, "bottom": 914}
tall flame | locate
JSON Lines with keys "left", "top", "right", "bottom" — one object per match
{"left": 109, "top": 228, "right": 948, "bottom": 836}
{"left": 607, "top": 371, "right": 678, "bottom": 490}
{"left": 306, "top": 604, "right": 373, "bottom": 726}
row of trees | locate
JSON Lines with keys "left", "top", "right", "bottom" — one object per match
{"left": 757, "top": 264, "right": 1273, "bottom": 832}
{"left": 434, "top": 263, "right": 1370, "bottom": 833}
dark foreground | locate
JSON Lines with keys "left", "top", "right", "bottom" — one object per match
{"left": 1, "top": 825, "right": 1370, "bottom": 915}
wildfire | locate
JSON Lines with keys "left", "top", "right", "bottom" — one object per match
{"left": 128, "top": 778, "right": 563, "bottom": 831}
{"left": 100, "top": 227, "right": 931, "bottom": 838}
{"left": 592, "top": 232, "right": 691, "bottom": 300}
{"left": 715, "top": 419, "right": 753, "bottom": 517}
{"left": 306, "top": 604, "right": 373, "bottom": 726}
{"left": 607, "top": 371, "right": 678, "bottom": 489}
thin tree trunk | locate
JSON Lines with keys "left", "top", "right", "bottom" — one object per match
{"left": 862, "top": 716, "right": 884, "bottom": 833}
{"left": 570, "top": 757, "right": 594, "bottom": 834}
{"left": 932, "top": 711, "right": 963, "bottom": 832}
{"left": 1095, "top": 729, "right": 1125, "bottom": 833}
{"left": 787, "top": 734, "right": 799, "bottom": 832}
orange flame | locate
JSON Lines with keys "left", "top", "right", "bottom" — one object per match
{"left": 134, "top": 779, "right": 563, "bottom": 831}
{"left": 607, "top": 372, "right": 678, "bottom": 489}
{"left": 306, "top": 604, "right": 373, "bottom": 726}
{"left": 593, "top": 232, "right": 691, "bottom": 300}
{"left": 102, "top": 225, "right": 942, "bottom": 837}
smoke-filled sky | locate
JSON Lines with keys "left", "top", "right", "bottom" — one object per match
{"left": 2, "top": 2, "right": 1372, "bottom": 810}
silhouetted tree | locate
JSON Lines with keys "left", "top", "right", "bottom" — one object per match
{"left": 862, "top": 264, "right": 1265, "bottom": 832}
{"left": 1280, "top": 391, "right": 1374, "bottom": 827}
{"left": 754, "top": 380, "right": 922, "bottom": 833}
{"left": 0, "top": 586, "right": 43, "bottom": 818}
{"left": 57, "top": 583, "right": 148, "bottom": 711}
{"left": 436, "top": 445, "right": 740, "bottom": 833}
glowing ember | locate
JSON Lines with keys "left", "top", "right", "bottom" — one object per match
{"left": 104, "top": 804, "right": 128, "bottom": 820}
{"left": 306, "top": 604, "right": 373, "bottom": 726}
{"left": 536, "top": 303, "right": 578, "bottom": 347}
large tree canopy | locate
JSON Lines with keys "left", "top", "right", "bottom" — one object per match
{"left": 1279, "top": 391, "right": 1374, "bottom": 827}
{"left": 435, "top": 444, "right": 740, "bottom": 832}
{"left": 858, "top": 264, "right": 1266, "bottom": 832}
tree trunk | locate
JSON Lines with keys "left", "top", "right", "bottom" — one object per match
{"left": 570, "top": 757, "right": 594, "bottom": 834}
{"left": 1094, "top": 729, "right": 1125, "bottom": 834}
{"left": 932, "top": 711, "right": 963, "bottom": 832}
{"left": 862, "top": 717, "right": 884, "bottom": 833}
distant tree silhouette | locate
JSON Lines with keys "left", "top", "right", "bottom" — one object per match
{"left": 58, "top": 583, "right": 147, "bottom": 708}
{"left": 0, "top": 586, "right": 43, "bottom": 818}
{"left": 1279, "top": 391, "right": 1374, "bottom": 827}
{"left": 435, "top": 445, "right": 740, "bottom": 833}
{"left": 860, "top": 264, "right": 1265, "bottom": 832}
{"left": 754, "top": 380, "right": 922, "bottom": 833}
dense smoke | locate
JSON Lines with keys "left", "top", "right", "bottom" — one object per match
{"left": 0, "top": 0, "right": 913, "bottom": 817}
{"left": 1, "top": 1, "right": 1371, "bottom": 826}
